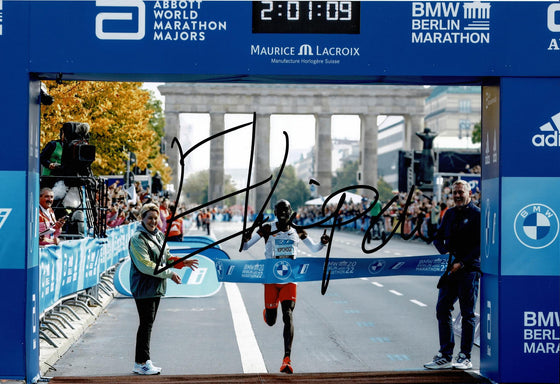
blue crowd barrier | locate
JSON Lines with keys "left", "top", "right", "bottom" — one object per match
{"left": 38, "top": 223, "right": 137, "bottom": 314}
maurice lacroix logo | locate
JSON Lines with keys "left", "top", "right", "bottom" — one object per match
{"left": 250, "top": 43, "right": 359, "bottom": 66}
{"left": 514, "top": 203, "right": 559, "bottom": 249}
{"left": 532, "top": 112, "right": 560, "bottom": 147}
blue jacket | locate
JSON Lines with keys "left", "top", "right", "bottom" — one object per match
{"left": 433, "top": 201, "right": 481, "bottom": 272}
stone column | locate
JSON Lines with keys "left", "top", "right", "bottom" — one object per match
{"left": 315, "top": 113, "right": 332, "bottom": 196}
{"left": 163, "top": 110, "right": 181, "bottom": 189}
{"left": 359, "top": 114, "right": 378, "bottom": 200}
{"left": 208, "top": 112, "right": 225, "bottom": 203}
{"left": 404, "top": 114, "right": 425, "bottom": 151}
{"left": 254, "top": 113, "right": 271, "bottom": 214}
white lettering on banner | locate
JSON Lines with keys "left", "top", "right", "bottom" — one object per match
{"left": 523, "top": 311, "right": 560, "bottom": 355}
{"left": 411, "top": 1, "right": 491, "bottom": 45}
{"left": 412, "top": 2, "right": 460, "bottom": 18}
{"left": 187, "top": 267, "right": 207, "bottom": 285}
{"left": 154, "top": 1, "right": 202, "bottom": 10}
{"left": 411, "top": 19, "right": 460, "bottom": 31}
{"left": 548, "top": 39, "right": 560, "bottom": 51}
{"left": 412, "top": 32, "right": 489, "bottom": 44}
{"left": 548, "top": 4, "right": 560, "bottom": 32}
{"left": 154, "top": 31, "right": 205, "bottom": 41}
{"left": 0, "top": 208, "right": 11, "bottom": 230}
{"left": 96, "top": 0, "right": 145, "bottom": 40}
{"left": 151, "top": 1, "right": 226, "bottom": 41}
{"left": 524, "top": 311, "right": 560, "bottom": 327}
{"left": 524, "top": 342, "right": 560, "bottom": 354}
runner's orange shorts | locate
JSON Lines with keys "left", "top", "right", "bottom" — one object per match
{"left": 264, "top": 283, "right": 296, "bottom": 308}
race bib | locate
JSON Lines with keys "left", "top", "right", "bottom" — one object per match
{"left": 273, "top": 238, "right": 295, "bottom": 259}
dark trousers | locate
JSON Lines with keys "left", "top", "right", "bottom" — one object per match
{"left": 134, "top": 297, "right": 161, "bottom": 364}
{"left": 436, "top": 271, "right": 480, "bottom": 360}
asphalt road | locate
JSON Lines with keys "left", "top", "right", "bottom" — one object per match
{"left": 47, "top": 221, "right": 480, "bottom": 377}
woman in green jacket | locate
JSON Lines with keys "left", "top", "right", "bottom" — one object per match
{"left": 129, "top": 203, "right": 198, "bottom": 375}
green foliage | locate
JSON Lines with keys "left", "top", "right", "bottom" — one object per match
{"left": 271, "top": 165, "right": 311, "bottom": 211}
{"left": 377, "top": 177, "right": 395, "bottom": 203}
{"left": 40, "top": 81, "right": 171, "bottom": 182}
{"left": 332, "top": 160, "right": 358, "bottom": 192}
{"left": 472, "top": 121, "right": 481, "bottom": 144}
{"left": 182, "top": 170, "right": 237, "bottom": 206}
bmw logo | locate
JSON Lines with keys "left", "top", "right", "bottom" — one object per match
{"left": 514, "top": 203, "right": 559, "bottom": 249}
{"left": 273, "top": 260, "right": 292, "bottom": 280}
{"left": 368, "top": 260, "right": 385, "bottom": 275}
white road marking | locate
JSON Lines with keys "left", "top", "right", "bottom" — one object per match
{"left": 410, "top": 299, "right": 428, "bottom": 307}
{"left": 371, "top": 282, "right": 384, "bottom": 287}
{"left": 225, "top": 282, "right": 267, "bottom": 373}
{"left": 389, "top": 289, "right": 403, "bottom": 296}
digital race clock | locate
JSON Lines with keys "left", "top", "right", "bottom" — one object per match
{"left": 252, "top": 1, "right": 360, "bottom": 34}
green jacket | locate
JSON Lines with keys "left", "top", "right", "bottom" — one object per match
{"left": 129, "top": 224, "right": 174, "bottom": 299}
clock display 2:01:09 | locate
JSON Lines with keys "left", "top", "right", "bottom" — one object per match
{"left": 252, "top": 1, "right": 360, "bottom": 34}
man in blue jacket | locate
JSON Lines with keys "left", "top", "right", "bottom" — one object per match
{"left": 424, "top": 180, "right": 481, "bottom": 370}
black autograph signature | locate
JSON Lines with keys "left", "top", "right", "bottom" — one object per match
{"left": 152, "top": 113, "right": 428, "bottom": 294}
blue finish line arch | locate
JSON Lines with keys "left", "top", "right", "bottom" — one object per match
{"left": 1, "top": 1, "right": 559, "bottom": 383}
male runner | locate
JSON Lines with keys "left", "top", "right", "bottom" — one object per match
{"left": 243, "top": 199, "right": 330, "bottom": 374}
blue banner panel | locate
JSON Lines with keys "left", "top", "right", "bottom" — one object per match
{"left": 216, "top": 255, "right": 448, "bottom": 284}
{"left": 0, "top": 171, "right": 26, "bottom": 269}
{"left": 25, "top": 266, "right": 40, "bottom": 383}
{"left": 0, "top": 269, "right": 26, "bottom": 379}
{"left": 502, "top": 177, "right": 560, "bottom": 276}
{"left": 16, "top": 1, "right": 560, "bottom": 81}
{"left": 114, "top": 255, "right": 222, "bottom": 298}
{"left": 481, "top": 178, "right": 500, "bottom": 276}
{"left": 500, "top": 276, "right": 559, "bottom": 384}
{"left": 501, "top": 77, "right": 560, "bottom": 177}
{"left": 479, "top": 273, "right": 500, "bottom": 382}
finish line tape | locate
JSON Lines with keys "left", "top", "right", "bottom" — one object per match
{"left": 215, "top": 255, "right": 447, "bottom": 284}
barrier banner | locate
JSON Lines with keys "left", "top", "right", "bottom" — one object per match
{"left": 113, "top": 255, "right": 222, "bottom": 298}
{"left": 38, "top": 224, "right": 136, "bottom": 313}
{"left": 215, "top": 255, "right": 448, "bottom": 284}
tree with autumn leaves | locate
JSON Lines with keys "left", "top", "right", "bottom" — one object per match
{"left": 40, "top": 81, "right": 170, "bottom": 183}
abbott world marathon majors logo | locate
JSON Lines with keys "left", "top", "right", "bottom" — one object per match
{"left": 514, "top": 203, "right": 559, "bottom": 249}
{"left": 96, "top": 0, "right": 227, "bottom": 42}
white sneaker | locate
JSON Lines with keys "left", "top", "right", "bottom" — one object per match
{"left": 133, "top": 361, "right": 161, "bottom": 375}
{"left": 453, "top": 353, "right": 473, "bottom": 370}
{"left": 146, "top": 360, "right": 162, "bottom": 373}
{"left": 424, "top": 353, "right": 452, "bottom": 369}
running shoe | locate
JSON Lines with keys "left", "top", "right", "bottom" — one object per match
{"left": 280, "top": 356, "right": 293, "bottom": 374}
{"left": 133, "top": 361, "right": 161, "bottom": 375}
{"left": 423, "top": 353, "right": 452, "bottom": 370}
{"left": 453, "top": 353, "right": 473, "bottom": 370}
